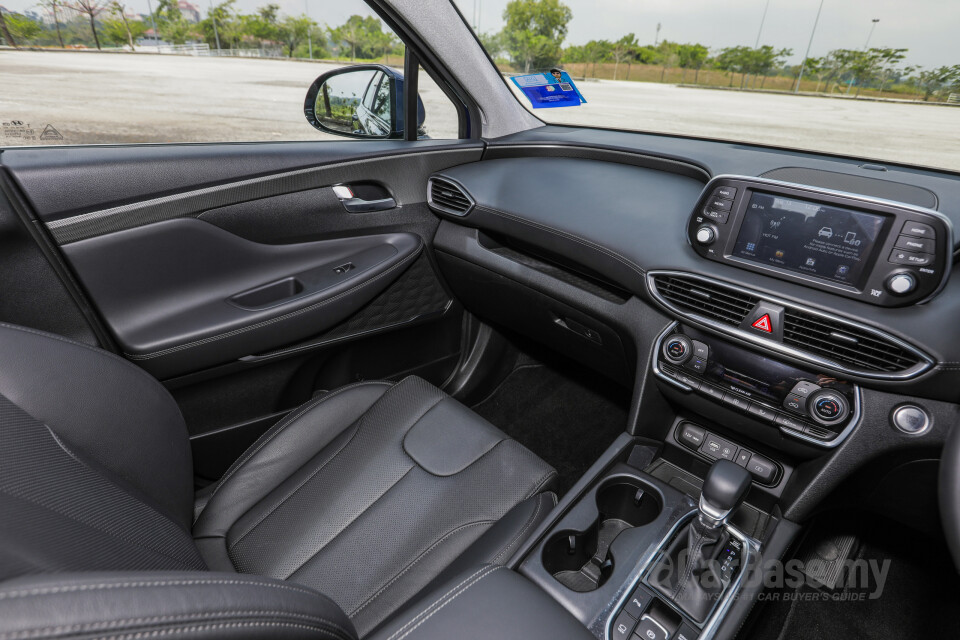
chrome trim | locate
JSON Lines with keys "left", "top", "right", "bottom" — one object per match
{"left": 891, "top": 404, "right": 932, "bottom": 436}
{"left": 427, "top": 175, "right": 475, "bottom": 217}
{"left": 605, "top": 510, "right": 762, "bottom": 640}
{"left": 651, "top": 318, "right": 863, "bottom": 449}
{"left": 646, "top": 270, "right": 935, "bottom": 381}
{"left": 698, "top": 495, "right": 731, "bottom": 528}
{"left": 698, "top": 174, "right": 955, "bottom": 307}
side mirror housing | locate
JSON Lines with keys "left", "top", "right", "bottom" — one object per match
{"left": 304, "top": 64, "right": 426, "bottom": 139}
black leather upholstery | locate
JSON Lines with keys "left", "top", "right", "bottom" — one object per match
{"left": 367, "top": 564, "right": 595, "bottom": 640}
{"left": 0, "top": 323, "right": 559, "bottom": 639}
{"left": 194, "top": 376, "right": 557, "bottom": 635}
{"left": 0, "top": 572, "right": 356, "bottom": 640}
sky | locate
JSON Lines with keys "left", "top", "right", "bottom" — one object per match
{"left": 4, "top": 0, "right": 957, "bottom": 70}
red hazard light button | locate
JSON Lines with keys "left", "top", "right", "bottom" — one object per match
{"left": 751, "top": 314, "right": 772, "bottom": 333}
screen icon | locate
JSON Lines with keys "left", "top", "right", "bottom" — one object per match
{"left": 746, "top": 242, "right": 756, "bottom": 251}
{"left": 836, "top": 265, "right": 850, "bottom": 277}
{"left": 818, "top": 227, "right": 833, "bottom": 239}
{"left": 775, "top": 250, "right": 784, "bottom": 258}
{"left": 805, "top": 257, "right": 816, "bottom": 267}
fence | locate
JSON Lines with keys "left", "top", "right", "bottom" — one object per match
{"left": 948, "top": 93, "right": 960, "bottom": 104}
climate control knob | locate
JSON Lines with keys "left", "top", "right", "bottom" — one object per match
{"left": 663, "top": 336, "right": 692, "bottom": 365}
{"left": 807, "top": 390, "right": 849, "bottom": 425}
{"left": 695, "top": 224, "right": 718, "bottom": 246}
{"left": 885, "top": 272, "right": 916, "bottom": 296}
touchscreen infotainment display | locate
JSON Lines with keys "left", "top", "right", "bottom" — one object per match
{"left": 732, "top": 192, "right": 887, "bottom": 286}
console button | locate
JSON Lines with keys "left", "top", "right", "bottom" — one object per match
{"left": 663, "top": 336, "right": 692, "bottom": 364}
{"left": 746, "top": 453, "right": 777, "bottom": 484}
{"left": 699, "top": 384, "right": 725, "bottom": 402}
{"left": 889, "top": 248, "right": 932, "bottom": 266}
{"left": 678, "top": 423, "right": 707, "bottom": 449}
{"left": 808, "top": 390, "right": 849, "bottom": 424}
{"left": 714, "top": 186, "right": 737, "bottom": 200}
{"left": 735, "top": 449, "right": 752, "bottom": 467}
{"left": 685, "top": 356, "right": 708, "bottom": 374}
{"left": 891, "top": 404, "right": 930, "bottom": 434}
{"left": 746, "top": 402, "right": 778, "bottom": 423}
{"left": 900, "top": 220, "right": 935, "bottom": 239}
{"left": 782, "top": 393, "right": 807, "bottom": 414}
{"left": 692, "top": 340, "right": 710, "bottom": 360}
{"left": 789, "top": 380, "right": 821, "bottom": 398}
{"left": 702, "top": 208, "right": 730, "bottom": 224}
{"left": 894, "top": 235, "right": 935, "bottom": 254}
{"left": 707, "top": 197, "right": 732, "bottom": 212}
{"left": 633, "top": 614, "right": 670, "bottom": 640}
{"left": 612, "top": 611, "right": 637, "bottom": 640}
{"left": 674, "top": 371, "right": 701, "bottom": 390}
{"left": 722, "top": 392, "right": 751, "bottom": 412}
{"left": 675, "top": 622, "right": 700, "bottom": 640}
{"left": 775, "top": 412, "right": 807, "bottom": 434}
{"left": 701, "top": 433, "right": 737, "bottom": 461}
{"left": 622, "top": 586, "right": 653, "bottom": 619}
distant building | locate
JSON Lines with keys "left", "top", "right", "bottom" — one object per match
{"left": 177, "top": 1, "right": 200, "bottom": 23}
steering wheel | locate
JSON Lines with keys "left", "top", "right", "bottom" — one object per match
{"left": 940, "top": 423, "right": 960, "bottom": 572}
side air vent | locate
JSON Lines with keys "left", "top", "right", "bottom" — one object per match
{"left": 649, "top": 271, "right": 931, "bottom": 379}
{"left": 428, "top": 177, "right": 474, "bottom": 216}
{"left": 652, "top": 274, "right": 760, "bottom": 327}
{"left": 783, "top": 308, "right": 921, "bottom": 373}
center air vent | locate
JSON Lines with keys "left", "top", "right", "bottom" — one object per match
{"left": 653, "top": 274, "right": 759, "bottom": 327}
{"left": 649, "top": 271, "right": 931, "bottom": 379}
{"left": 428, "top": 177, "right": 474, "bottom": 216}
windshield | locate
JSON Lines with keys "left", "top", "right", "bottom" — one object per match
{"left": 458, "top": 0, "right": 960, "bottom": 172}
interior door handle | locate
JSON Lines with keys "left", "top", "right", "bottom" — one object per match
{"left": 332, "top": 185, "right": 396, "bottom": 213}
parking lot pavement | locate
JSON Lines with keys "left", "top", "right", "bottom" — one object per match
{"left": 3, "top": 51, "right": 957, "bottom": 172}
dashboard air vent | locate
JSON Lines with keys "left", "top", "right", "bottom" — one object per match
{"left": 783, "top": 308, "right": 921, "bottom": 373}
{"left": 428, "top": 177, "right": 474, "bottom": 216}
{"left": 652, "top": 274, "right": 759, "bottom": 327}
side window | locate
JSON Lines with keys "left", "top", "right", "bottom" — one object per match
{"left": 1, "top": 1, "right": 459, "bottom": 146}
{"left": 372, "top": 75, "right": 393, "bottom": 120}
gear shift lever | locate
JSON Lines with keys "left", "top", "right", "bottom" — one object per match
{"left": 698, "top": 459, "right": 752, "bottom": 529}
{"left": 647, "top": 459, "right": 752, "bottom": 623}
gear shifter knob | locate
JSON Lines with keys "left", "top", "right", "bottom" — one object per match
{"left": 699, "top": 459, "right": 751, "bottom": 528}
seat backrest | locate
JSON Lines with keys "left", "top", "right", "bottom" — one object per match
{"left": 0, "top": 323, "right": 204, "bottom": 579}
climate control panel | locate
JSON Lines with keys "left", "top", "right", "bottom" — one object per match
{"left": 655, "top": 325, "right": 859, "bottom": 447}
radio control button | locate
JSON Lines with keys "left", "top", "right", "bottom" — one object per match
{"left": 900, "top": 221, "right": 935, "bottom": 239}
{"left": 888, "top": 249, "right": 932, "bottom": 267}
{"left": 695, "top": 225, "right": 718, "bottom": 245}
{"left": 707, "top": 198, "right": 732, "bottom": 212}
{"left": 714, "top": 186, "right": 737, "bottom": 200}
{"left": 894, "top": 235, "right": 935, "bottom": 254}
{"left": 886, "top": 272, "right": 917, "bottom": 295}
{"left": 702, "top": 209, "right": 729, "bottom": 224}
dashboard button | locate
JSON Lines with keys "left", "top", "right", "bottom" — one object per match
{"left": 675, "top": 622, "right": 701, "bottom": 640}
{"left": 633, "top": 615, "right": 670, "bottom": 640}
{"left": 891, "top": 404, "right": 930, "bottom": 435}
{"left": 663, "top": 336, "right": 692, "bottom": 364}
{"left": 735, "top": 449, "right": 752, "bottom": 467}
{"left": 886, "top": 272, "right": 917, "bottom": 295}
{"left": 888, "top": 248, "right": 932, "bottom": 267}
{"left": 789, "top": 380, "right": 821, "bottom": 398}
{"left": 622, "top": 586, "right": 653, "bottom": 619}
{"left": 900, "top": 221, "right": 936, "bottom": 239}
{"left": 692, "top": 340, "right": 710, "bottom": 360}
{"left": 674, "top": 371, "right": 701, "bottom": 390}
{"left": 747, "top": 402, "right": 778, "bottom": 423}
{"left": 700, "top": 433, "right": 737, "bottom": 461}
{"left": 678, "top": 423, "right": 707, "bottom": 449}
{"left": 686, "top": 356, "right": 708, "bottom": 373}
{"left": 775, "top": 412, "right": 807, "bottom": 433}
{"left": 612, "top": 611, "right": 636, "bottom": 640}
{"left": 707, "top": 197, "right": 732, "bottom": 212}
{"left": 722, "top": 392, "right": 751, "bottom": 412}
{"left": 695, "top": 224, "right": 718, "bottom": 244}
{"left": 702, "top": 208, "right": 730, "bottom": 224}
{"left": 699, "top": 384, "right": 725, "bottom": 402}
{"left": 809, "top": 390, "right": 849, "bottom": 424}
{"left": 746, "top": 454, "right": 777, "bottom": 484}
{"left": 782, "top": 394, "right": 807, "bottom": 414}
{"left": 894, "top": 235, "right": 935, "bottom": 254}
{"left": 714, "top": 186, "right": 737, "bottom": 200}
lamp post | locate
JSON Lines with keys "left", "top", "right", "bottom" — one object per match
{"left": 305, "top": 0, "right": 312, "bottom": 59}
{"left": 846, "top": 18, "right": 879, "bottom": 93}
{"left": 793, "top": 0, "right": 824, "bottom": 93}
{"left": 208, "top": 0, "right": 220, "bottom": 53}
{"left": 754, "top": 0, "right": 771, "bottom": 48}
{"left": 146, "top": 0, "right": 160, "bottom": 52}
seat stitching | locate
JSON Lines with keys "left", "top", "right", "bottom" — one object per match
{"left": 386, "top": 565, "right": 503, "bottom": 640}
{"left": 126, "top": 244, "right": 421, "bottom": 360}
{"left": 474, "top": 205, "right": 646, "bottom": 278}
{"left": 383, "top": 565, "right": 493, "bottom": 640}
{"left": 0, "top": 578, "right": 325, "bottom": 601}
{"left": 228, "top": 391, "right": 445, "bottom": 552}
{"left": 202, "top": 381, "right": 392, "bottom": 510}
{"left": 491, "top": 494, "right": 545, "bottom": 565}
{"left": 3, "top": 620, "right": 351, "bottom": 640}
{"left": 522, "top": 468, "right": 559, "bottom": 502}
{"left": 349, "top": 520, "right": 496, "bottom": 617}
{"left": 0, "top": 609, "right": 352, "bottom": 639}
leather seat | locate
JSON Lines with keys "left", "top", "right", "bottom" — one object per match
{"left": 0, "top": 323, "right": 557, "bottom": 639}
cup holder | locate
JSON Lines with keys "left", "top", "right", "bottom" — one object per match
{"left": 542, "top": 479, "right": 661, "bottom": 592}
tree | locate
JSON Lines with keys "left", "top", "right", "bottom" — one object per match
{"left": 68, "top": 0, "right": 109, "bottom": 49}
{"left": 278, "top": 14, "right": 314, "bottom": 58}
{"left": 0, "top": 10, "right": 16, "bottom": 47}
{"left": 609, "top": 33, "right": 637, "bottom": 80}
{"left": 873, "top": 47, "right": 908, "bottom": 94}
{"left": 582, "top": 39, "right": 611, "bottom": 77}
{"left": 714, "top": 46, "right": 751, "bottom": 87}
{"left": 800, "top": 56, "right": 826, "bottom": 92}
{"left": 500, "top": 0, "right": 572, "bottom": 73}
{"left": 328, "top": 15, "right": 384, "bottom": 60}
{"left": 38, "top": 0, "right": 65, "bottom": 47}
{"left": 108, "top": 1, "right": 139, "bottom": 49}
{"left": 153, "top": 0, "right": 194, "bottom": 45}
{"left": 677, "top": 43, "right": 709, "bottom": 83}
{"left": 5, "top": 12, "right": 41, "bottom": 42}
{"left": 479, "top": 31, "right": 504, "bottom": 59}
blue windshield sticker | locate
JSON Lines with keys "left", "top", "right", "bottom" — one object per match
{"left": 510, "top": 70, "right": 586, "bottom": 109}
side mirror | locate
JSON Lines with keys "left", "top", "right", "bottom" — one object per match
{"left": 304, "top": 64, "right": 426, "bottom": 139}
